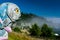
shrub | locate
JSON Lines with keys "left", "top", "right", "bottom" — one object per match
{"left": 41, "top": 24, "right": 53, "bottom": 37}
{"left": 29, "top": 24, "right": 41, "bottom": 37}
{"left": 13, "top": 27, "right": 21, "bottom": 32}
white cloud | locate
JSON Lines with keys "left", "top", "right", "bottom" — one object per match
{"left": 46, "top": 17, "right": 60, "bottom": 24}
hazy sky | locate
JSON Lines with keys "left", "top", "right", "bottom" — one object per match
{"left": 0, "top": 0, "right": 60, "bottom": 17}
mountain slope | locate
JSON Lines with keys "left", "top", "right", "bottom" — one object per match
{"left": 15, "top": 13, "right": 47, "bottom": 27}
{"left": 13, "top": 12, "right": 60, "bottom": 34}
{"left": 9, "top": 32, "right": 41, "bottom": 40}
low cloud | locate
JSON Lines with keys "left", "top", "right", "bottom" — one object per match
{"left": 46, "top": 17, "right": 60, "bottom": 24}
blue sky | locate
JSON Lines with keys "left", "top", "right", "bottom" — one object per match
{"left": 0, "top": 0, "right": 60, "bottom": 17}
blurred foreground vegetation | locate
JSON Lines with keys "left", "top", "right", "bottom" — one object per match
{"left": 9, "top": 23, "right": 60, "bottom": 40}
{"left": 9, "top": 32, "right": 37, "bottom": 40}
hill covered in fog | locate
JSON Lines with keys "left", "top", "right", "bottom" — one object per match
{"left": 13, "top": 12, "right": 60, "bottom": 34}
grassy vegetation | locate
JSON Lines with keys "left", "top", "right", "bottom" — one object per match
{"left": 9, "top": 32, "right": 56, "bottom": 40}
{"left": 8, "top": 23, "right": 59, "bottom": 40}
{"left": 8, "top": 32, "right": 40, "bottom": 40}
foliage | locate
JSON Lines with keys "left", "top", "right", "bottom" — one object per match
{"left": 41, "top": 24, "right": 53, "bottom": 37}
{"left": 13, "top": 27, "right": 21, "bottom": 32}
{"left": 9, "top": 32, "right": 38, "bottom": 40}
{"left": 29, "top": 23, "right": 41, "bottom": 37}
